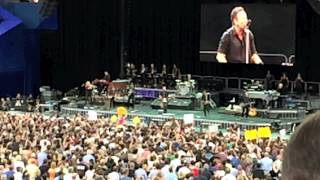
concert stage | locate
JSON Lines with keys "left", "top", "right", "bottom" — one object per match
{"left": 60, "top": 100, "right": 305, "bottom": 131}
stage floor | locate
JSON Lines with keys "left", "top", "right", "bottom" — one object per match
{"left": 61, "top": 100, "right": 303, "bottom": 129}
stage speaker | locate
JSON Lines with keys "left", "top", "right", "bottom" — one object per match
{"left": 77, "top": 101, "right": 86, "bottom": 108}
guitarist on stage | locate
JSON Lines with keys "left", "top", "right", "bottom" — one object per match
{"left": 160, "top": 85, "right": 168, "bottom": 113}
{"left": 240, "top": 92, "right": 250, "bottom": 118}
{"left": 202, "top": 90, "right": 210, "bottom": 117}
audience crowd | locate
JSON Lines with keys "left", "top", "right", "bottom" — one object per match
{"left": 0, "top": 111, "right": 287, "bottom": 180}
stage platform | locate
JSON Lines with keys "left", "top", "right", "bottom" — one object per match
{"left": 60, "top": 100, "right": 304, "bottom": 131}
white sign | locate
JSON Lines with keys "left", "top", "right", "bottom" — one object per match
{"left": 279, "top": 129, "right": 286, "bottom": 137}
{"left": 183, "top": 114, "right": 194, "bottom": 125}
{"left": 88, "top": 111, "right": 97, "bottom": 121}
{"left": 208, "top": 124, "right": 219, "bottom": 133}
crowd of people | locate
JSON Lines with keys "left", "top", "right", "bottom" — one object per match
{"left": 0, "top": 111, "right": 288, "bottom": 180}
{"left": 0, "top": 93, "right": 39, "bottom": 112}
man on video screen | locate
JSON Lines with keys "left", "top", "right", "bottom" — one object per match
{"left": 216, "top": 6, "right": 263, "bottom": 64}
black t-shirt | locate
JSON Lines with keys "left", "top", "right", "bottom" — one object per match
{"left": 217, "top": 27, "right": 257, "bottom": 64}
{"left": 77, "top": 163, "right": 88, "bottom": 178}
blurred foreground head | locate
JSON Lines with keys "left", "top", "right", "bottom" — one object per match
{"left": 283, "top": 111, "right": 320, "bottom": 180}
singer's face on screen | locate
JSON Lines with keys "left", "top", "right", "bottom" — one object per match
{"left": 234, "top": 10, "right": 248, "bottom": 30}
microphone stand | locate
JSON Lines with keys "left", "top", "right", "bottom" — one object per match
{"left": 245, "top": 29, "right": 250, "bottom": 64}
{"left": 245, "top": 20, "right": 251, "bottom": 64}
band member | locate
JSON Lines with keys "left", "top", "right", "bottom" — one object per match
{"left": 161, "top": 64, "right": 167, "bottom": 76}
{"left": 26, "top": 94, "right": 35, "bottom": 112}
{"left": 149, "top": 63, "right": 157, "bottom": 87}
{"left": 140, "top": 63, "right": 146, "bottom": 74}
{"left": 149, "top": 63, "right": 157, "bottom": 76}
{"left": 103, "top": 71, "right": 111, "bottom": 82}
{"left": 240, "top": 92, "right": 250, "bottom": 118}
{"left": 93, "top": 71, "right": 111, "bottom": 94}
{"left": 140, "top": 64, "right": 147, "bottom": 87}
{"left": 278, "top": 72, "right": 289, "bottom": 94}
{"left": 202, "top": 90, "right": 210, "bottom": 117}
{"left": 0, "top": 98, "right": 7, "bottom": 111}
{"left": 125, "top": 62, "right": 131, "bottom": 78}
{"left": 160, "top": 64, "right": 167, "bottom": 86}
{"left": 5, "top": 97, "right": 12, "bottom": 110}
{"left": 265, "top": 70, "right": 275, "bottom": 90}
{"left": 130, "top": 63, "right": 137, "bottom": 78}
{"left": 160, "top": 86, "right": 168, "bottom": 113}
{"left": 84, "top": 81, "right": 94, "bottom": 104}
{"left": 15, "top": 93, "right": 22, "bottom": 107}
{"left": 127, "top": 82, "right": 135, "bottom": 109}
{"left": 172, "top": 64, "right": 181, "bottom": 80}
{"left": 294, "top": 73, "right": 304, "bottom": 95}
{"left": 216, "top": 6, "right": 263, "bottom": 64}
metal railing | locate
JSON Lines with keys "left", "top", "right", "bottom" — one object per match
{"left": 60, "top": 105, "right": 272, "bottom": 130}
{"left": 200, "top": 50, "right": 291, "bottom": 65}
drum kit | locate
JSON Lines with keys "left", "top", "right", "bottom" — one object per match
{"left": 175, "top": 79, "right": 196, "bottom": 96}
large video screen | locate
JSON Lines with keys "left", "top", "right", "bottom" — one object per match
{"left": 200, "top": 2, "right": 296, "bottom": 65}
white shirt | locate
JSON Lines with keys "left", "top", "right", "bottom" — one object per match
{"left": 273, "top": 159, "right": 282, "bottom": 173}
{"left": 161, "top": 165, "right": 170, "bottom": 175}
{"left": 64, "top": 173, "right": 80, "bottom": 180}
{"left": 13, "top": 172, "right": 23, "bottom": 180}
{"left": 14, "top": 160, "right": 25, "bottom": 171}
{"left": 170, "top": 159, "right": 181, "bottom": 173}
{"left": 85, "top": 169, "right": 95, "bottom": 180}
{"left": 177, "top": 166, "right": 191, "bottom": 176}
{"left": 108, "top": 171, "right": 120, "bottom": 180}
{"left": 221, "top": 173, "right": 237, "bottom": 180}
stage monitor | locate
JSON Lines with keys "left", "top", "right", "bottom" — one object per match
{"left": 200, "top": 1, "right": 296, "bottom": 66}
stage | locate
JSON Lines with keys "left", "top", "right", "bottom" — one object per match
{"left": 60, "top": 99, "right": 304, "bottom": 131}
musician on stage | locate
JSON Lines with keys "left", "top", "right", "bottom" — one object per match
{"left": 139, "top": 64, "right": 147, "bottom": 87}
{"left": 172, "top": 64, "right": 181, "bottom": 80}
{"left": 278, "top": 72, "right": 289, "bottom": 94}
{"left": 160, "top": 85, "right": 168, "bottom": 113}
{"left": 0, "top": 98, "right": 7, "bottom": 111}
{"left": 216, "top": 6, "right": 263, "bottom": 64}
{"left": 148, "top": 63, "right": 157, "bottom": 87}
{"left": 294, "top": 73, "right": 304, "bottom": 95}
{"left": 15, "top": 93, "right": 23, "bottom": 107}
{"left": 265, "top": 70, "right": 275, "bottom": 90}
{"left": 127, "top": 82, "right": 135, "bottom": 109}
{"left": 240, "top": 92, "right": 250, "bottom": 118}
{"left": 103, "top": 71, "right": 111, "bottom": 82}
{"left": 125, "top": 62, "right": 131, "bottom": 78}
{"left": 202, "top": 90, "right": 210, "bottom": 117}
{"left": 84, "top": 81, "right": 94, "bottom": 104}
{"left": 160, "top": 64, "right": 167, "bottom": 86}
{"left": 102, "top": 71, "right": 111, "bottom": 94}
{"left": 149, "top": 63, "right": 157, "bottom": 76}
{"left": 130, "top": 63, "right": 137, "bottom": 78}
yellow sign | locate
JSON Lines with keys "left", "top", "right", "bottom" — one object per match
{"left": 258, "top": 127, "right": 272, "bottom": 138}
{"left": 110, "top": 115, "right": 118, "bottom": 123}
{"left": 132, "top": 116, "right": 141, "bottom": 125}
{"left": 245, "top": 129, "right": 258, "bottom": 141}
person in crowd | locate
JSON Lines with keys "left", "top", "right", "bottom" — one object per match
{"left": 283, "top": 111, "right": 320, "bottom": 180}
